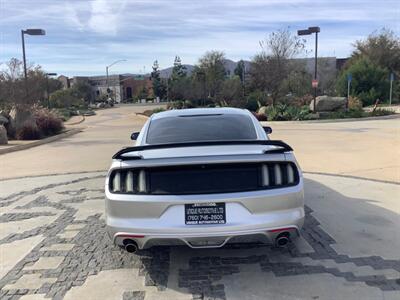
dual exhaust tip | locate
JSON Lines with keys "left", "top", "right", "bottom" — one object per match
{"left": 123, "top": 233, "right": 290, "bottom": 253}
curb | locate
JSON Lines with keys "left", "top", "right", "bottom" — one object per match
{"left": 64, "top": 115, "right": 85, "bottom": 126}
{"left": 0, "top": 128, "right": 82, "bottom": 155}
{"left": 298, "top": 113, "right": 400, "bottom": 123}
{"left": 135, "top": 113, "right": 150, "bottom": 120}
{"left": 261, "top": 113, "right": 400, "bottom": 125}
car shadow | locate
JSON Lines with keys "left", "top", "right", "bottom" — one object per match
{"left": 138, "top": 176, "right": 400, "bottom": 298}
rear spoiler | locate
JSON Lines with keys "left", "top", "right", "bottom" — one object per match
{"left": 113, "top": 140, "right": 293, "bottom": 160}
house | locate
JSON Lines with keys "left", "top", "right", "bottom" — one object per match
{"left": 57, "top": 74, "right": 153, "bottom": 103}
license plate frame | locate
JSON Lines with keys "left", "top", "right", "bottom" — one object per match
{"left": 185, "top": 202, "right": 226, "bottom": 225}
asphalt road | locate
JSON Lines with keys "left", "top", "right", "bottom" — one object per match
{"left": 0, "top": 105, "right": 398, "bottom": 183}
{"left": 0, "top": 105, "right": 399, "bottom": 300}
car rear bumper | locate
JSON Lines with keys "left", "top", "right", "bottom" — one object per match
{"left": 110, "top": 212, "right": 304, "bottom": 249}
{"left": 105, "top": 183, "right": 305, "bottom": 249}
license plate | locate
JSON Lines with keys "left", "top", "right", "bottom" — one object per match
{"left": 185, "top": 202, "right": 226, "bottom": 225}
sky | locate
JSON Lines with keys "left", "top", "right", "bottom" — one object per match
{"left": 0, "top": 0, "right": 399, "bottom": 76}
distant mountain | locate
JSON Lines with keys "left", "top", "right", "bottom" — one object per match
{"left": 153, "top": 57, "right": 338, "bottom": 79}
{"left": 157, "top": 59, "right": 252, "bottom": 79}
{"left": 158, "top": 64, "right": 196, "bottom": 79}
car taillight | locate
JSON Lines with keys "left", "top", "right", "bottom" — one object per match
{"left": 274, "top": 164, "right": 282, "bottom": 185}
{"left": 110, "top": 170, "right": 140, "bottom": 193}
{"left": 286, "top": 164, "right": 295, "bottom": 184}
{"left": 112, "top": 171, "right": 121, "bottom": 192}
{"left": 138, "top": 170, "right": 147, "bottom": 193}
{"left": 126, "top": 171, "right": 134, "bottom": 192}
{"left": 261, "top": 164, "right": 270, "bottom": 186}
{"left": 261, "top": 162, "right": 299, "bottom": 188}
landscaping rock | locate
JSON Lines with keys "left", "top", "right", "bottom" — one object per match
{"left": 1, "top": 111, "right": 16, "bottom": 138}
{"left": 0, "top": 114, "right": 9, "bottom": 125}
{"left": 0, "top": 125, "right": 8, "bottom": 145}
{"left": 310, "top": 95, "right": 346, "bottom": 112}
{"left": 258, "top": 106, "right": 268, "bottom": 115}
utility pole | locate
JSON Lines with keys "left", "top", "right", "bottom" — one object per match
{"left": 242, "top": 64, "right": 246, "bottom": 98}
{"left": 46, "top": 73, "right": 57, "bottom": 108}
{"left": 314, "top": 30, "right": 318, "bottom": 108}
{"left": 106, "top": 60, "right": 127, "bottom": 101}
{"left": 389, "top": 73, "right": 394, "bottom": 105}
{"left": 346, "top": 73, "right": 352, "bottom": 110}
{"left": 21, "top": 29, "right": 46, "bottom": 100}
{"left": 298, "top": 26, "right": 320, "bottom": 112}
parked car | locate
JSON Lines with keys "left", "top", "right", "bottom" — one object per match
{"left": 105, "top": 108, "right": 304, "bottom": 253}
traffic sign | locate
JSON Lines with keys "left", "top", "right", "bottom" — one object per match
{"left": 312, "top": 79, "right": 318, "bottom": 88}
{"left": 347, "top": 73, "right": 352, "bottom": 82}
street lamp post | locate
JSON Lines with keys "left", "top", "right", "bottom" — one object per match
{"left": 106, "top": 59, "right": 127, "bottom": 101}
{"left": 298, "top": 26, "right": 320, "bottom": 112}
{"left": 21, "top": 29, "right": 46, "bottom": 96}
{"left": 45, "top": 73, "right": 57, "bottom": 108}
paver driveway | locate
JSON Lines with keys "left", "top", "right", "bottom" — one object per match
{"left": 1, "top": 172, "right": 399, "bottom": 299}
{"left": 0, "top": 105, "right": 399, "bottom": 299}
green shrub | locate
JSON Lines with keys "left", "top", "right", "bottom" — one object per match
{"left": 263, "top": 104, "right": 312, "bottom": 121}
{"left": 245, "top": 99, "right": 259, "bottom": 112}
{"left": 167, "top": 100, "right": 198, "bottom": 109}
{"left": 336, "top": 57, "right": 389, "bottom": 106}
{"left": 247, "top": 91, "right": 267, "bottom": 107}
{"left": 369, "top": 108, "right": 395, "bottom": 117}
{"left": 321, "top": 108, "right": 365, "bottom": 119}
{"left": 167, "top": 101, "right": 184, "bottom": 109}
{"left": 142, "top": 107, "right": 166, "bottom": 117}
{"left": 348, "top": 96, "right": 363, "bottom": 110}
{"left": 152, "top": 107, "right": 166, "bottom": 114}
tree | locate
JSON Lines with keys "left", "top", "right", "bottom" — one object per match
{"left": 72, "top": 81, "right": 92, "bottom": 104}
{"left": 0, "top": 58, "right": 49, "bottom": 110}
{"left": 0, "top": 58, "right": 58, "bottom": 130}
{"left": 219, "top": 76, "right": 245, "bottom": 107}
{"left": 250, "top": 28, "right": 305, "bottom": 106}
{"left": 336, "top": 57, "right": 389, "bottom": 106}
{"left": 171, "top": 56, "right": 187, "bottom": 78}
{"left": 353, "top": 29, "right": 400, "bottom": 76}
{"left": 349, "top": 28, "right": 400, "bottom": 103}
{"left": 138, "top": 86, "right": 148, "bottom": 100}
{"left": 281, "top": 60, "right": 312, "bottom": 97}
{"left": 169, "top": 56, "right": 188, "bottom": 101}
{"left": 49, "top": 89, "right": 84, "bottom": 108}
{"left": 151, "top": 60, "right": 167, "bottom": 100}
{"left": 198, "top": 51, "right": 226, "bottom": 99}
{"left": 234, "top": 60, "right": 246, "bottom": 83}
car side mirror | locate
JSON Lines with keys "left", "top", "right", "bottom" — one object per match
{"left": 130, "top": 132, "right": 140, "bottom": 140}
{"left": 263, "top": 126, "right": 272, "bottom": 134}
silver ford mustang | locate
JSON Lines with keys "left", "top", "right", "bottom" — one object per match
{"left": 105, "top": 108, "right": 304, "bottom": 253}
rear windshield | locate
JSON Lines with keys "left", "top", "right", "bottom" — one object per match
{"left": 146, "top": 114, "right": 257, "bottom": 144}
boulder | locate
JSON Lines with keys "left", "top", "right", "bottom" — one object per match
{"left": 0, "top": 111, "right": 16, "bottom": 138}
{"left": 0, "top": 125, "right": 8, "bottom": 145}
{"left": 258, "top": 106, "right": 268, "bottom": 115}
{"left": 310, "top": 96, "right": 346, "bottom": 112}
{"left": 0, "top": 114, "right": 8, "bottom": 125}
{"left": 14, "top": 108, "right": 35, "bottom": 130}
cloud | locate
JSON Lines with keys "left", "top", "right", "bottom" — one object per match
{"left": 0, "top": 0, "right": 398, "bottom": 76}
{"left": 62, "top": 0, "right": 127, "bottom": 35}
{"left": 87, "top": 0, "right": 127, "bottom": 35}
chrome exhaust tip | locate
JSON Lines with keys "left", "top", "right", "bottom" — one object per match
{"left": 123, "top": 240, "right": 138, "bottom": 253}
{"left": 275, "top": 233, "right": 290, "bottom": 247}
